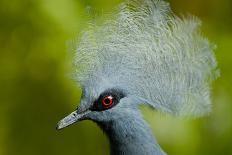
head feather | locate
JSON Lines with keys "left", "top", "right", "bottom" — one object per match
{"left": 72, "top": 0, "right": 218, "bottom": 116}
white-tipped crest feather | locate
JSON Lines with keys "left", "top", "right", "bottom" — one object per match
{"left": 72, "top": 0, "right": 218, "bottom": 116}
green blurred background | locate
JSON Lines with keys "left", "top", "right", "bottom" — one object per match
{"left": 0, "top": 0, "right": 231, "bottom": 154}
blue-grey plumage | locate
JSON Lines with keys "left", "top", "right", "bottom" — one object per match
{"left": 57, "top": 0, "right": 218, "bottom": 154}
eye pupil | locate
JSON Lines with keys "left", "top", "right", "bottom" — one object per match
{"left": 102, "top": 96, "right": 113, "bottom": 107}
{"left": 105, "top": 99, "right": 110, "bottom": 104}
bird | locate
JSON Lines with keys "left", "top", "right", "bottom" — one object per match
{"left": 56, "top": 0, "right": 218, "bottom": 154}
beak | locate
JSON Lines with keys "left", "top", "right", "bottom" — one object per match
{"left": 56, "top": 110, "right": 90, "bottom": 130}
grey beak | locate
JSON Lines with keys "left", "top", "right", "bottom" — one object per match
{"left": 56, "top": 110, "right": 90, "bottom": 130}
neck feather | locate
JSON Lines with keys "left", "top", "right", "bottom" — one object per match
{"left": 97, "top": 111, "right": 166, "bottom": 155}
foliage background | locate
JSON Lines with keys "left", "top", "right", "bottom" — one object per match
{"left": 0, "top": 0, "right": 232, "bottom": 155}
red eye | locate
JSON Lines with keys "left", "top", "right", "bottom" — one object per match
{"left": 102, "top": 95, "right": 113, "bottom": 107}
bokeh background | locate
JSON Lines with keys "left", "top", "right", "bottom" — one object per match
{"left": 0, "top": 0, "right": 232, "bottom": 155}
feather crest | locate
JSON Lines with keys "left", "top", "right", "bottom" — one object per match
{"left": 73, "top": 0, "right": 218, "bottom": 116}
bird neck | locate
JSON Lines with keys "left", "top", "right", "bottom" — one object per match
{"left": 97, "top": 111, "right": 166, "bottom": 155}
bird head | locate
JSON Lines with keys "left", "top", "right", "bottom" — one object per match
{"left": 57, "top": 76, "right": 146, "bottom": 129}
{"left": 57, "top": 0, "right": 218, "bottom": 130}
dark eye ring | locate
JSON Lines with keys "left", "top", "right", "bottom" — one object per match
{"left": 102, "top": 95, "right": 113, "bottom": 107}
